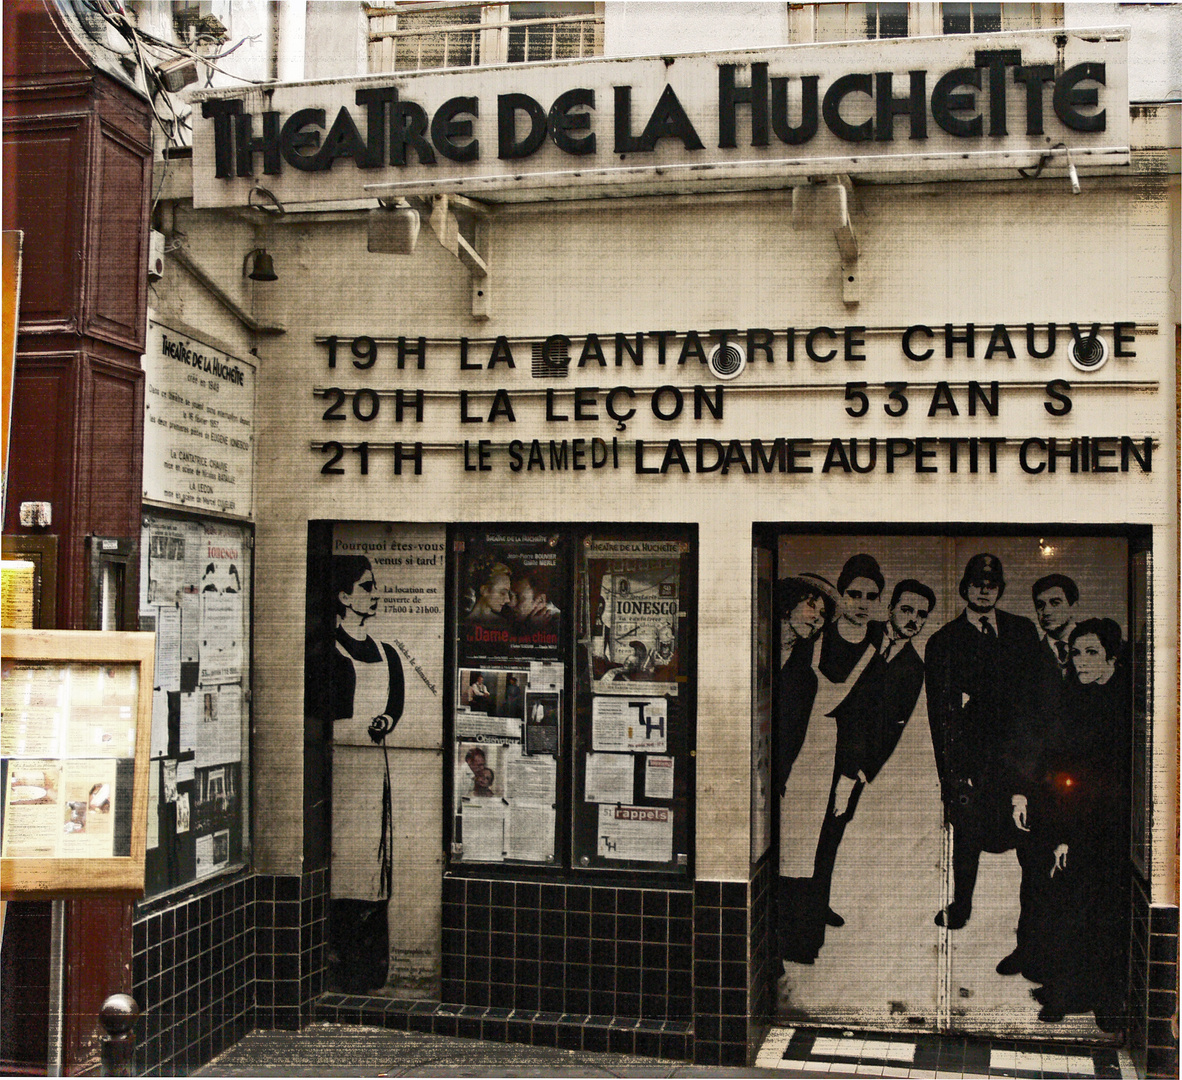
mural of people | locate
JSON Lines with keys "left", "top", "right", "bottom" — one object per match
{"left": 772, "top": 535, "right": 1131, "bottom": 1034}
{"left": 998, "top": 575, "right": 1084, "bottom": 985}
{"left": 813, "top": 578, "right": 933, "bottom": 924}
{"left": 309, "top": 553, "right": 404, "bottom": 993}
{"left": 778, "top": 559, "right": 932, "bottom": 964}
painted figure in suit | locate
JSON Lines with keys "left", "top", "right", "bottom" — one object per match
{"left": 925, "top": 553, "right": 1040, "bottom": 931}
{"left": 813, "top": 577, "right": 934, "bottom": 928}
{"left": 998, "top": 574, "right": 1081, "bottom": 979}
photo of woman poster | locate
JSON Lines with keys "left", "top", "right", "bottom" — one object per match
{"left": 772, "top": 533, "right": 1129, "bottom": 1039}
{"left": 305, "top": 523, "right": 446, "bottom": 995}
{"left": 457, "top": 532, "right": 565, "bottom": 665}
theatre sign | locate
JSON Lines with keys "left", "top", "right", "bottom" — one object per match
{"left": 190, "top": 28, "right": 1129, "bottom": 206}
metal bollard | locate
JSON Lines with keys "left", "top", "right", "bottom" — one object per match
{"left": 99, "top": 993, "right": 140, "bottom": 1077}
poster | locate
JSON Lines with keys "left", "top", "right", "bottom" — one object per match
{"left": 454, "top": 708, "right": 558, "bottom": 864}
{"left": 645, "top": 756, "right": 675, "bottom": 800}
{"left": 585, "top": 539, "right": 681, "bottom": 696}
{"left": 1, "top": 661, "right": 65, "bottom": 757}
{"left": 193, "top": 762, "right": 240, "bottom": 876}
{"left": 144, "top": 519, "right": 188, "bottom": 606}
{"left": 2, "top": 760, "right": 62, "bottom": 857}
{"left": 457, "top": 531, "right": 565, "bottom": 665}
{"left": 591, "top": 695, "right": 667, "bottom": 753}
{"left": 584, "top": 752, "right": 633, "bottom": 804}
{"left": 140, "top": 514, "right": 252, "bottom": 896}
{"left": 459, "top": 801, "right": 505, "bottom": 862}
{"left": 141, "top": 319, "right": 256, "bottom": 518}
{"left": 1, "top": 661, "right": 138, "bottom": 860}
{"left": 1, "top": 758, "right": 119, "bottom": 859}
{"left": 596, "top": 804, "right": 673, "bottom": 863}
{"left": 772, "top": 533, "right": 1130, "bottom": 1036}
{"left": 524, "top": 690, "right": 560, "bottom": 755}
{"left": 197, "top": 521, "right": 246, "bottom": 686}
{"left": 317, "top": 523, "right": 447, "bottom": 748}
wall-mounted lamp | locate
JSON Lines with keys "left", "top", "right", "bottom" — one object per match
{"left": 368, "top": 198, "right": 421, "bottom": 255}
{"left": 243, "top": 248, "right": 278, "bottom": 282}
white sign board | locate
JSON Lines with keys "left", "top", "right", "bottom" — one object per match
{"left": 190, "top": 29, "right": 1128, "bottom": 207}
{"left": 142, "top": 319, "right": 256, "bottom": 518}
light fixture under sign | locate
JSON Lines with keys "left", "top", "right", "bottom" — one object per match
{"left": 368, "top": 199, "right": 421, "bottom": 255}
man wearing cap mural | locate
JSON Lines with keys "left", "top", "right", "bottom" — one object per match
{"left": 925, "top": 553, "right": 1041, "bottom": 932}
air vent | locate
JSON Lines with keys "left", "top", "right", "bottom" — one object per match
{"left": 707, "top": 342, "right": 746, "bottom": 380}
{"left": 1069, "top": 334, "right": 1108, "bottom": 373}
{"left": 531, "top": 339, "right": 570, "bottom": 378}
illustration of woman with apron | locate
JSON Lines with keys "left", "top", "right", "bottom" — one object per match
{"left": 323, "top": 554, "right": 404, "bottom": 992}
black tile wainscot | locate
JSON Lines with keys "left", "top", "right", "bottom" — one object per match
{"left": 130, "top": 870, "right": 328, "bottom": 1076}
{"left": 1128, "top": 874, "right": 1179, "bottom": 1080}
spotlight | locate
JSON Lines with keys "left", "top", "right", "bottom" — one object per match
{"left": 368, "top": 199, "right": 421, "bottom": 255}
{"left": 243, "top": 248, "right": 278, "bottom": 282}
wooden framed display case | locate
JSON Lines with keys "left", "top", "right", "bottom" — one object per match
{"left": 1, "top": 630, "right": 154, "bottom": 897}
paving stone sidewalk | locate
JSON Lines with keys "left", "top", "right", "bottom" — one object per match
{"left": 196, "top": 1023, "right": 787, "bottom": 1077}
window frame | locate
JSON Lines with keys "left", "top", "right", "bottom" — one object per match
{"left": 366, "top": 1, "right": 604, "bottom": 73}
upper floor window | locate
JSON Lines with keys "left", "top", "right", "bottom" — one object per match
{"left": 813, "top": 3, "right": 909, "bottom": 42}
{"left": 943, "top": 3, "right": 1001, "bottom": 33}
{"left": 790, "top": 3, "right": 1062, "bottom": 43}
{"left": 366, "top": 2, "right": 603, "bottom": 74}
{"left": 942, "top": 3, "right": 1058, "bottom": 33}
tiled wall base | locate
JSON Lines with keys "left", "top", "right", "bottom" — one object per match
{"left": 314, "top": 993, "right": 692, "bottom": 1058}
{"left": 1127, "top": 876, "right": 1178, "bottom": 1080}
{"left": 131, "top": 871, "right": 255, "bottom": 1075}
{"left": 130, "top": 870, "right": 329, "bottom": 1076}
{"left": 436, "top": 876, "right": 761, "bottom": 1067}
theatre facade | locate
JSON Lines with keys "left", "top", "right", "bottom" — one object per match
{"left": 4, "top": 5, "right": 1178, "bottom": 1076}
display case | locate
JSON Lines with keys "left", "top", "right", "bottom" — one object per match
{"left": 1, "top": 630, "right": 154, "bottom": 896}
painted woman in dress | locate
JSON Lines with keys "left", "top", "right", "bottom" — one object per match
{"left": 1024, "top": 618, "right": 1127, "bottom": 1030}
{"left": 773, "top": 572, "right": 838, "bottom": 964}
{"left": 317, "top": 554, "right": 404, "bottom": 993}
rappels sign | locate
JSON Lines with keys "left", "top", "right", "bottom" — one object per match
{"left": 190, "top": 29, "right": 1129, "bottom": 207}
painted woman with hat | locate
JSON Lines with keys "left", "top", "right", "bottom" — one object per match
{"left": 773, "top": 573, "right": 839, "bottom": 793}
{"left": 772, "top": 571, "right": 839, "bottom": 963}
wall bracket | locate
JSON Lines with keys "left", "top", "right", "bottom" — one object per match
{"left": 408, "top": 194, "right": 492, "bottom": 320}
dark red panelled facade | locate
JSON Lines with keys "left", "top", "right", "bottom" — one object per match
{"left": 2, "top": 2, "right": 152, "bottom": 1072}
